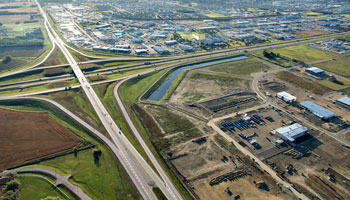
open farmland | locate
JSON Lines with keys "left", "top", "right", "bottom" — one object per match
{"left": 0, "top": 2, "right": 39, "bottom": 24}
{"left": 0, "top": 108, "right": 80, "bottom": 170}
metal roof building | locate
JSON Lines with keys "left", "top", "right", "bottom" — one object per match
{"left": 306, "top": 67, "right": 324, "bottom": 74}
{"left": 336, "top": 97, "right": 350, "bottom": 109}
{"left": 273, "top": 123, "right": 308, "bottom": 142}
{"left": 276, "top": 91, "right": 297, "bottom": 103}
{"left": 300, "top": 101, "right": 335, "bottom": 120}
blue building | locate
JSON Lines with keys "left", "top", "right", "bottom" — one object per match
{"left": 300, "top": 101, "right": 335, "bottom": 120}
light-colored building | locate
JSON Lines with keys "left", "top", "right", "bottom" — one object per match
{"left": 276, "top": 91, "right": 297, "bottom": 103}
{"left": 336, "top": 97, "right": 350, "bottom": 109}
{"left": 273, "top": 123, "right": 308, "bottom": 143}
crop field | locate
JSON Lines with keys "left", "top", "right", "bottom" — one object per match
{"left": 0, "top": 108, "right": 80, "bottom": 170}
{"left": 0, "top": 2, "right": 39, "bottom": 23}
{"left": 209, "top": 58, "right": 270, "bottom": 75}
{"left": 268, "top": 45, "right": 336, "bottom": 63}
{"left": 314, "top": 56, "right": 350, "bottom": 78}
{"left": 0, "top": 98, "right": 140, "bottom": 200}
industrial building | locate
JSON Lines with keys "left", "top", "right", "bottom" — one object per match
{"left": 300, "top": 101, "right": 335, "bottom": 120}
{"left": 336, "top": 97, "right": 350, "bottom": 109}
{"left": 154, "top": 47, "right": 169, "bottom": 55}
{"left": 276, "top": 91, "right": 297, "bottom": 103}
{"left": 273, "top": 123, "right": 308, "bottom": 143}
{"left": 164, "top": 40, "right": 178, "bottom": 46}
{"left": 306, "top": 67, "right": 325, "bottom": 75}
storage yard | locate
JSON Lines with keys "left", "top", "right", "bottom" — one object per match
{"left": 0, "top": 108, "right": 81, "bottom": 170}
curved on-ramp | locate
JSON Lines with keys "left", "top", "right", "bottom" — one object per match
{"left": 1, "top": 167, "right": 92, "bottom": 200}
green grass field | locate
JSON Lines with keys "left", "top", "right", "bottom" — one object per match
{"left": 276, "top": 71, "right": 330, "bottom": 94}
{"left": 19, "top": 175, "right": 76, "bottom": 200}
{"left": 250, "top": 50, "right": 295, "bottom": 67}
{"left": 0, "top": 99, "right": 139, "bottom": 200}
{"left": 209, "top": 58, "right": 270, "bottom": 75}
{"left": 269, "top": 45, "right": 336, "bottom": 63}
{"left": 205, "top": 11, "right": 229, "bottom": 18}
{"left": 314, "top": 57, "right": 350, "bottom": 78}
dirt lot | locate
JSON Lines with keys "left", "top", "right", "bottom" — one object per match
{"left": 269, "top": 133, "right": 350, "bottom": 200}
{"left": 0, "top": 108, "right": 80, "bottom": 170}
{"left": 168, "top": 134, "right": 295, "bottom": 200}
{"left": 170, "top": 70, "right": 251, "bottom": 104}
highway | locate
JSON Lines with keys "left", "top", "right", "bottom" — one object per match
{"left": 0, "top": 1, "right": 348, "bottom": 199}
{"left": 35, "top": 0, "right": 184, "bottom": 199}
{"left": 1, "top": 167, "right": 92, "bottom": 200}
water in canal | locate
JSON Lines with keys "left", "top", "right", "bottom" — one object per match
{"left": 147, "top": 55, "right": 247, "bottom": 101}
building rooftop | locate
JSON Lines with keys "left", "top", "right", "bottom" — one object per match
{"left": 300, "top": 101, "right": 335, "bottom": 119}
{"left": 275, "top": 123, "right": 308, "bottom": 142}
{"left": 306, "top": 67, "right": 324, "bottom": 74}
{"left": 277, "top": 91, "right": 297, "bottom": 102}
{"left": 337, "top": 96, "right": 350, "bottom": 106}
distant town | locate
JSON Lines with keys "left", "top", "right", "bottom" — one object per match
{"left": 47, "top": 0, "right": 350, "bottom": 55}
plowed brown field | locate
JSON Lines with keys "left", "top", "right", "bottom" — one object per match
{"left": 0, "top": 108, "right": 80, "bottom": 170}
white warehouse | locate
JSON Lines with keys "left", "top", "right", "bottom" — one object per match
{"left": 276, "top": 91, "right": 297, "bottom": 103}
{"left": 273, "top": 123, "right": 308, "bottom": 143}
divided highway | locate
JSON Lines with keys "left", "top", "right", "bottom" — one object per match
{"left": 35, "top": 0, "right": 183, "bottom": 199}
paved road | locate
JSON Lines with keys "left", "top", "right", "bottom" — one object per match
{"left": 35, "top": 1, "right": 184, "bottom": 199}
{"left": 1, "top": 167, "right": 92, "bottom": 200}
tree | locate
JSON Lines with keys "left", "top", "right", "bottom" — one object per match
{"left": 93, "top": 148, "right": 102, "bottom": 165}
{"left": 4, "top": 180, "right": 20, "bottom": 191}
{"left": 1, "top": 190, "right": 19, "bottom": 200}
{"left": 2, "top": 55, "right": 12, "bottom": 64}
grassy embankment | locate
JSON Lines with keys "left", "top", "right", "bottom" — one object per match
{"left": 0, "top": 99, "right": 139, "bottom": 200}
{"left": 0, "top": 79, "right": 79, "bottom": 96}
{"left": 41, "top": 88, "right": 108, "bottom": 136}
{"left": 276, "top": 71, "right": 330, "bottom": 95}
{"left": 19, "top": 175, "right": 77, "bottom": 200}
